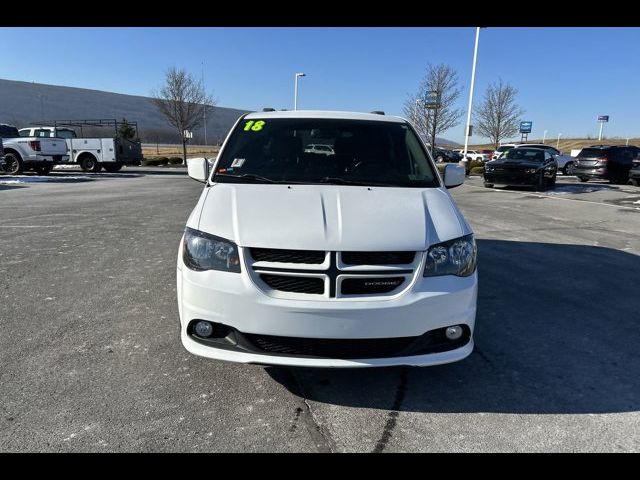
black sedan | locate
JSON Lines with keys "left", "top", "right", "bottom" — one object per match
{"left": 433, "top": 148, "right": 462, "bottom": 163}
{"left": 483, "top": 147, "right": 558, "bottom": 191}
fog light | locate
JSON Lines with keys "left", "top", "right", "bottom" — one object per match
{"left": 445, "top": 325, "right": 463, "bottom": 341}
{"left": 194, "top": 321, "right": 214, "bottom": 338}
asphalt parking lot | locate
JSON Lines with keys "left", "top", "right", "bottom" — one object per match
{"left": 1, "top": 167, "right": 639, "bottom": 452}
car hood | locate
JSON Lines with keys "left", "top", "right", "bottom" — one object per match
{"left": 195, "top": 184, "right": 469, "bottom": 251}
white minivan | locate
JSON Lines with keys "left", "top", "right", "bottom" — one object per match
{"left": 177, "top": 110, "right": 478, "bottom": 368}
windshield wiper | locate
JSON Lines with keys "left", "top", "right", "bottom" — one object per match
{"left": 214, "top": 173, "right": 279, "bottom": 183}
{"left": 315, "top": 177, "right": 393, "bottom": 187}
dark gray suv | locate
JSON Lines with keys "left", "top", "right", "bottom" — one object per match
{"left": 574, "top": 145, "right": 639, "bottom": 184}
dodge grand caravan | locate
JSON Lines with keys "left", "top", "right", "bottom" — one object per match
{"left": 177, "top": 110, "right": 478, "bottom": 367}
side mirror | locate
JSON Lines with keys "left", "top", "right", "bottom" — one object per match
{"left": 187, "top": 157, "right": 209, "bottom": 183}
{"left": 444, "top": 163, "right": 465, "bottom": 189}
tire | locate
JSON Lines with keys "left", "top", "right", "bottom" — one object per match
{"left": 563, "top": 162, "right": 575, "bottom": 175}
{"left": 629, "top": 178, "right": 640, "bottom": 187}
{"left": 578, "top": 177, "right": 589, "bottom": 183}
{"left": 80, "top": 155, "right": 100, "bottom": 172}
{"left": 483, "top": 182, "right": 494, "bottom": 188}
{"left": 35, "top": 164, "right": 53, "bottom": 176}
{"left": 535, "top": 172, "right": 546, "bottom": 191}
{"left": 547, "top": 175, "right": 556, "bottom": 188}
{"left": 103, "top": 163, "right": 123, "bottom": 173}
{"left": 436, "top": 156, "right": 444, "bottom": 163}
{"left": 2, "top": 152, "right": 23, "bottom": 175}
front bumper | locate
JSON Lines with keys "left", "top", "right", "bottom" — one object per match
{"left": 484, "top": 172, "right": 537, "bottom": 185}
{"left": 177, "top": 246, "right": 477, "bottom": 368}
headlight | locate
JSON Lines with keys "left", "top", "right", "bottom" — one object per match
{"left": 182, "top": 227, "right": 241, "bottom": 273}
{"left": 485, "top": 166, "right": 494, "bottom": 172}
{"left": 424, "top": 234, "right": 477, "bottom": 277}
{"left": 524, "top": 168, "right": 538, "bottom": 174}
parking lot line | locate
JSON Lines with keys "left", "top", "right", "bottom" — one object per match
{"left": 464, "top": 183, "right": 640, "bottom": 211}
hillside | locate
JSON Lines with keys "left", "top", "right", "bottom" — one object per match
{"left": 0, "top": 78, "right": 249, "bottom": 144}
{"left": 469, "top": 138, "right": 640, "bottom": 154}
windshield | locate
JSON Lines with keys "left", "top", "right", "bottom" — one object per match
{"left": 497, "top": 146, "right": 513, "bottom": 153}
{"left": 213, "top": 118, "right": 439, "bottom": 187}
{"left": 504, "top": 148, "right": 545, "bottom": 162}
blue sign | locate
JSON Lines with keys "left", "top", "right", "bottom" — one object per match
{"left": 519, "top": 121, "right": 533, "bottom": 134}
{"left": 598, "top": 115, "right": 609, "bottom": 122}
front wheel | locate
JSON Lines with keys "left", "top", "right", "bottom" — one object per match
{"left": 563, "top": 162, "right": 575, "bottom": 175}
{"left": 535, "top": 172, "right": 546, "bottom": 191}
{"left": 483, "top": 182, "right": 494, "bottom": 188}
{"left": 547, "top": 175, "right": 556, "bottom": 188}
{"left": 2, "top": 153, "right": 23, "bottom": 175}
{"left": 80, "top": 155, "right": 100, "bottom": 172}
{"left": 629, "top": 178, "right": 640, "bottom": 187}
{"left": 578, "top": 177, "right": 589, "bottom": 183}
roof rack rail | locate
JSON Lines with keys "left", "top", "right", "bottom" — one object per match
{"left": 262, "top": 107, "right": 276, "bottom": 112}
{"left": 370, "top": 110, "right": 385, "bottom": 115}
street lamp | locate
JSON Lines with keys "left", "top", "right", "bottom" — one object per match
{"left": 462, "top": 27, "right": 481, "bottom": 167}
{"left": 294, "top": 72, "right": 306, "bottom": 111}
{"left": 557, "top": 133, "right": 562, "bottom": 149}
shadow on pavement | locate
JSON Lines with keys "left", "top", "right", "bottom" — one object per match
{"left": 267, "top": 239, "right": 640, "bottom": 414}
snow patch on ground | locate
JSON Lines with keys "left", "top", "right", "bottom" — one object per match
{"left": 0, "top": 175, "right": 93, "bottom": 184}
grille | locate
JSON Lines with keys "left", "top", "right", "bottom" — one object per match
{"left": 341, "top": 277, "right": 405, "bottom": 295}
{"left": 341, "top": 251, "right": 415, "bottom": 265}
{"left": 245, "top": 333, "right": 415, "bottom": 359}
{"left": 259, "top": 274, "right": 324, "bottom": 294}
{"left": 250, "top": 248, "right": 325, "bottom": 264}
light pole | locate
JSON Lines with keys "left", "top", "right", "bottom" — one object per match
{"left": 294, "top": 72, "right": 306, "bottom": 111}
{"left": 202, "top": 61, "right": 207, "bottom": 145}
{"left": 543, "top": 130, "right": 548, "bottom": 144}
{"left": 462, "top": 27, "right": 481, "bottom": 168}
{"left": 557, "top": 133, "right": 562, "bottom": 149}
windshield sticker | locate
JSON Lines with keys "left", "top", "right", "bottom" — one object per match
{"left": 231, "top": 158, "right": 246, "bottom": 168}
{"left": 243, "top": 120, "right": 266, "bottom": 132}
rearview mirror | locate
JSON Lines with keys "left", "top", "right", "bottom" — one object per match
{"left": 444, "top": 164, "right": 465, "bottom": 189}
{"left": 187, "top": 157, "right": 209, "bottom": 183}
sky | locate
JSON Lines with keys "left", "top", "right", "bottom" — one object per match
{"left": 2, "top": 27, "right": 639, "bottom": 144}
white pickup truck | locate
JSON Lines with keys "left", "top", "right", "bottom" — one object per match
{"left": 0, "top": 124, "right": 68, "bottom": 175}
{"left": 19, "top": 120, "right": 143, "bottom": 172}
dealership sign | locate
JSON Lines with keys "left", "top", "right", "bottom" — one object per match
{"left": 598, "top": 115, "right": 609, "bottom": 122}
{"left": 519, "top": 121, "right": 533, "bottom": 134}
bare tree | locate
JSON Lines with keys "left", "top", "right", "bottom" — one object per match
{"left": 403, "top": 63, "right": 464, "bottom": 149}
{"left": 474, "top": 79, "right": 524, "bottom": 149}
{"left": 151, "top": 66, "right": 216, "bottom": 164}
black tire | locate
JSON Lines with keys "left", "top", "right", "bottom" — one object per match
{"left": 483, "top": 182, "right": 494, "bottom": 188}
{"left": 563, "top": 162, "right": 575, "bottom": 175}
{"left": 2, "top": 152, "right": 23, "bottom": 175}
{"left": 547, "top": 175, "right": 556, "bottom": 188}
{"left": 35, "top": 164, "right": 53, "bottom": 176}
{"left": 535, "top": 172, "right": 546, "bottom": 191}
{"left": 629, "top": 178, "right": 640, "bottom": 187}
{"left": 80, "top": 155, "right": 100, "bottom": 172}
{"left": 103, "top": 163, "right": 123, "bottom": 173}
{"left": 578, "top": 177, "right": 589, "bottom": 183}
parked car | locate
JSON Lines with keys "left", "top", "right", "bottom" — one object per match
{"left": 303, "top": 143, "right": 335, "bottom": 155}
{"left": 484, "top": 147, "right": 558, "bottom": 191}
{"left": 492, "top": 144, "right": 516, "bottom": 160}
{"left": 456, "top": 149, "right": 489, "bottom": 162}
{"left": 179, "top": 110, "right": 477, "bottom": 368}
{"left": 508, "top": 144, "right": 576, "bottom": 175}
{"left": 19, "top": 120, "right": 143, "bottom": 173}
{"left": 0, "top": 124, "right": 68, "bottom": 175}
{"left": 574, "top": 145, "right": 636, "bottom": 184}
{"left": 433, "top": 147, "right": 462, "bottom": 163}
